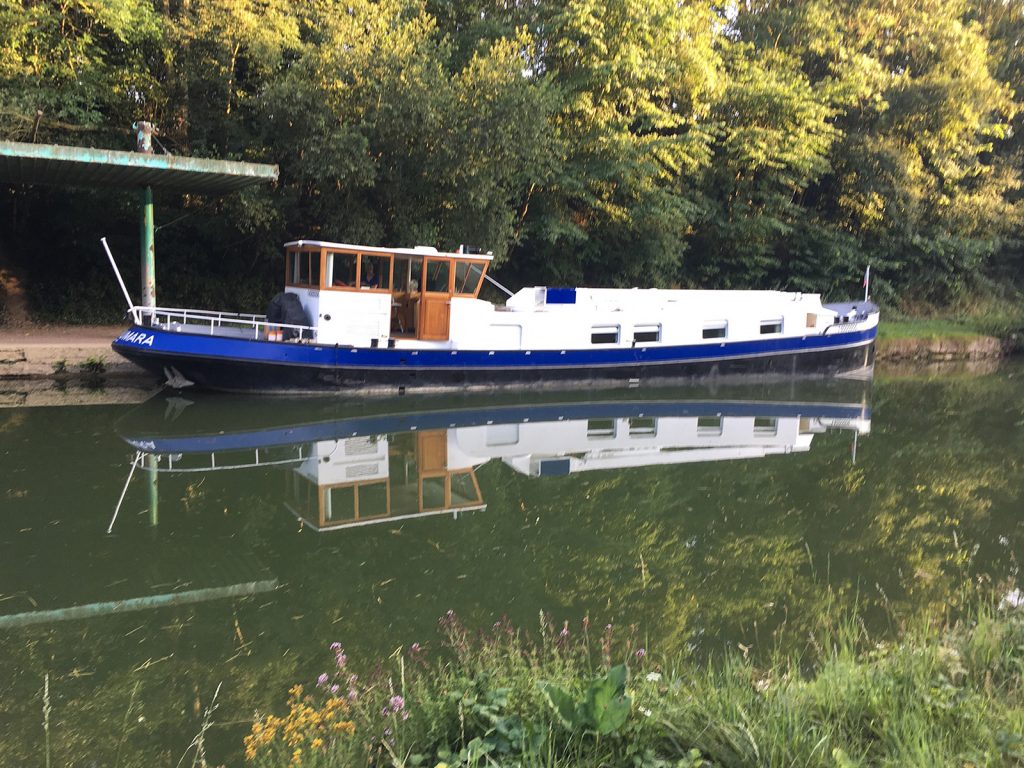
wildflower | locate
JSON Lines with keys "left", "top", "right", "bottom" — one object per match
{"left": 316, "top": 673, "right": 329, "bottom": 687}
{"left": 330, "top": 684, "right": 340, "bottom": 695}
{"left": 645, "top": 672, "right": 662, "bottom": 682}
{"left": 1001, "top": 588, "right": 1023, "bottom": 610}
{"left": 639, "top": 707, "right": 652, "bottom": 717}
{"left": 559, "top": 621, "right": 570, "bottom": 639}
{"left": 401, "top": 710, "right": 410, "bottom": 721}
{"left": 389, "top": 695, "right": 405, "bottom": 712}
{"left": 635, "top": 648, "right": 646, "bottom": 659}
{"left": 381, "top": 707, "right": 390, "bottom": 717}
{"left": 334, "top": 649, "right": 348, "bottom": 670}
{"left": 330, "top": 642, "right": 342, "bottom": 652}
{"left": 410, "top": 642, "right": 422, "bottom": 654}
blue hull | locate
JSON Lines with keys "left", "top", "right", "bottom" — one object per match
{"left": 112, "top": 323, "right": 877, "bottom": 393}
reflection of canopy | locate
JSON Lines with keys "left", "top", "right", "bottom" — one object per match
{"left": 0, "top": 579, "right": 278, "bottom": 629}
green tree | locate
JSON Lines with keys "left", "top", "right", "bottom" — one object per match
{"left": 508, "top": 0, "right": 721, "bottom": 287}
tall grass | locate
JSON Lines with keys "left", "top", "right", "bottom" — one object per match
{"left": 245, "top": 601, "right": 1024, "bottom": 767}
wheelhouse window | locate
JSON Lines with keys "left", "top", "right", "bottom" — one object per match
{"left": 454, "top": 261, "right": 485, "bottom": 296}
{"left": 633, "top": 324, "right": 661, "bottom": 343}
{"left": 287, "top": 249, "right": 322, "bottom": 288}
{"left": 327, "top": 251, "right": 358, "bottom": 287}
{"left": 760, "top": 319, "right": 783, "bottom": 334}
{"left": 591, "top": 326, "right": 619, "bottom": 344}
{"left": 424, "top": 259, "right": 452, "bottom": 293}
{"left": 359, "top": 253, "right": 392, "bottom": 290}
{"left": 753, "top": 416, "right": 778, "bottom": 436}
{"left": 394, "top": 256, "right": 417, "bottom": 292}
{"left": 703, "top": 322, "right": 727, "bottom": 339}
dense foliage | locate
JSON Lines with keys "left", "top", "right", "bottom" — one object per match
{"left": 1, "top": 1, "right": 1023, "bottom": 315}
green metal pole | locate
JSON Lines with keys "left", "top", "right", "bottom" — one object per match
{"left": 146, "top": 453, "right": 158, "bottom": 527}
{"left": 140, "top": 185, "right": 155, "bottom": 313}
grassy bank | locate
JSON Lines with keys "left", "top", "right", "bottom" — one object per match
{"left": 245, "top": 600, "right": 1024, "bottom": 767}
{"left": 877, "top": 306, "right": 1024, "bottom": 360}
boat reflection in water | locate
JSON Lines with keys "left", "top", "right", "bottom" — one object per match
{"left": 118, "top": 381, "right": 871, "bottom": 533}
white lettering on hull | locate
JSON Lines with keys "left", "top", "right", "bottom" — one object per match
{"left": 118, "top": 330, "right": 155, "bottom": 347}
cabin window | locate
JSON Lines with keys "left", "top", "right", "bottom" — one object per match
{"left": 703, "top": 322, "right": 727, "bottom": 339}
{"left": 591, "top": 326, "right": 619, "bottom": 344}
{"left": 633, "top": 325, "right": 661, "bottom": 343}
{"left": 753, "top": 416, "right": 778, "bottom": 436}
{"left": 806, "top": 313, "right": 817, "bottom": 329}
{"left": 696, "top": 415, "right": 723, "bottom": 436}
{"left": 359, "top": 254, "right": 392, "bottom": 290}
{"left": 628, "top": 417, "right": 657, "bottom": 436}
{"left": 394, "top": 256, "right": 417, "bottom": 292}
{"left": 288, "top": 250, "right": 321, "bottom": 288}
{"left": 327, "top": 251, "right": 358, "bottom": 288}
{"left": 760, "top": 319, "right": 783, "bottom": 334}
{"left": 424, "top": 259, "right": 451, "bottom": 293}
{"left": 587, "top": 418, "right": 616, "bottom": 438}
{"left": 454, "top": 261, "right": 485, "bottom": 295}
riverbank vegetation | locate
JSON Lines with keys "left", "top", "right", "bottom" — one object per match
{"left": 1, "top": 1, "right": 1023, "bottom": 322}
{"left": 246, "top": 601, "right": 1024, "bottom": 767}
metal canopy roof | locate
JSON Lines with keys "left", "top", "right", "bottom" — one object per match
{"left": 0, "top": 140, "right": 278, "bottom": 194}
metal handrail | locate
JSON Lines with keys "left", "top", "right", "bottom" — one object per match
{"left": 132, "top": 305, "right": 319, "bottom": 342}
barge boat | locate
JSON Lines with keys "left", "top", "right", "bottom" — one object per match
{"left": 110, "top": 240, "right": 878, "bottom": 393}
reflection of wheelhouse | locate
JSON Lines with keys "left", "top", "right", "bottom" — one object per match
{"left": 284, "top": 431, "right": 484, "bottom": 531}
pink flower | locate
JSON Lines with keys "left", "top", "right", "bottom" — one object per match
{"left": 316, "top": 673, "right": 329, "bottom": 687}
{"left": 389, "top": 695, "right": 405, "bottom": 712}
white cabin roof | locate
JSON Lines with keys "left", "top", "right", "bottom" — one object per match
{"left": 284, "top": 240, "right": 494, "bottom": 262}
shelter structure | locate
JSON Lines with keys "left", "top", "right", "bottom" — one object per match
{"left": 0, "top": 138, "right": 278, "bottom": 308}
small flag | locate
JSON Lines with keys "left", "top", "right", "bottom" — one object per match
{"left": 863, "top": 265, "right": 870, "bottom": 301}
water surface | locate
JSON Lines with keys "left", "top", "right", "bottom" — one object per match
{"left": 1, "top": 367, "right": 1021, "bottom": 765}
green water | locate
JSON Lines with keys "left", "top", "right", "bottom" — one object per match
{"left": 1, "top": 367, "right": 1022, "bottom": 765}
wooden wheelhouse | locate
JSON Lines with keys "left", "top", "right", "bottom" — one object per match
{"left": 283, "top": 241, "right": 490, "bottom": 344}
